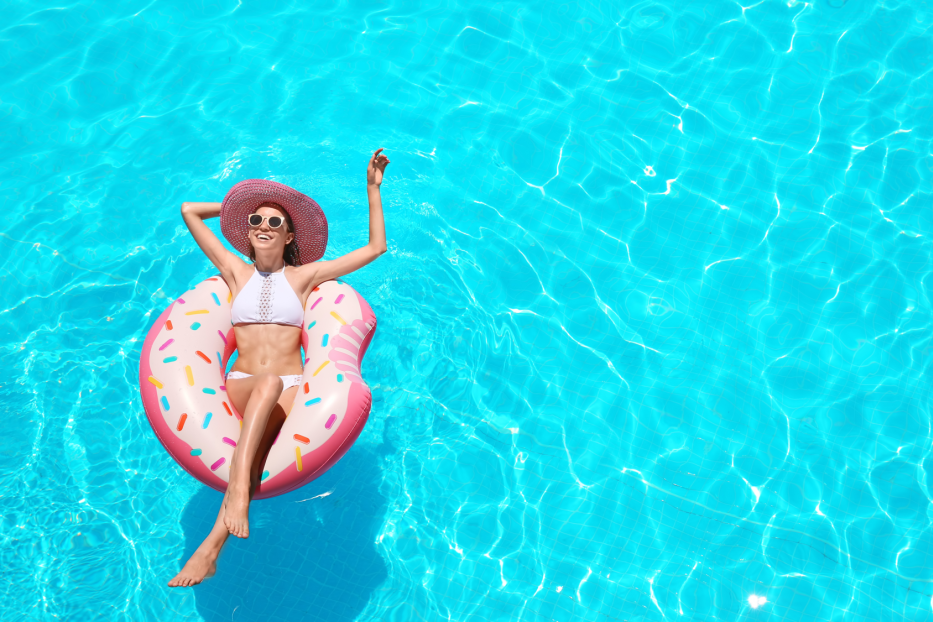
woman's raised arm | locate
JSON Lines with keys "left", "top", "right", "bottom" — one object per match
{"left": 310, "top": 149, "right": 389, "bottom": 283}
{"left": 181, "top": 202, "right": 247, "bottom": 281}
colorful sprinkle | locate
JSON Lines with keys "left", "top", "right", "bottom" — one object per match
{"left": 177, "top": 413, "right": 187, "bottom": 431}
{"left": 190, "top": 322, "right": 201, "bottom": 330}
{"left": 227, "top": 292, "right": 232, "bottom": 303}
{"left": 158, "top": 339, "right": 174, "bottom": 351}
{"left": 215, "top": 352, "right": 222, "bottom": 367}
{"left": 303, "top": 382, "right": 309, "bottom": 394}
{"left": 312, "top": 286, "right": 320, "bottom": 292}
{"left": 222, "top": 401, "right": 233, "bottom": 416}
{"left": 210, "top": 457, "right": 225, "bottom": 471}
{"left": 222, "top": 437, "right": 237, "bottom": 447}
{"left": 308, "top": 321, "right": 316, "bottom": 330}
{"left": 163, "top": 356, "right": 178, "bottom": 363}
{"left": 273, "top": 431, "right": 280, "bottom": 445}
{"left": 305, "top": 397, "right": 321, "bottom": 406}
{"left": 178, "top": 298, "right": 186, "bottom": 304}
{"left": 203, "top": 412, "right": 212, "bottom": 429}
{"left": 218, "top": 330, "right": 227, "bottom": 345}
{"left": 196, "top": 351, "right": 212, "bottom": 364}
{"left": 337, "top": 374, "right": 343, "bottom": 382}
{"left": 165, "top": 320, "right": 173, "bottom": 331}
{"left": 261, "top": 470, "right": 270, "bottom": 480}
{"left": 190, "top": 448, "right": 202, "bottom": 456}
{"left": 294, "top": 434, "right": 310, "bottom": 444}
{"left": 330, "top": 311, "right": 347, "bottom": 325}
{"left": 334, "top": 294, "right": 345, "bottom": 304}
{"left": 185, "top": 365, "right": 194, "bottom": 386}
{"left": 325, "top": 414, "right": 337, "bottom": 429}
{"left": 185, "top": 310, "right": 209, "bottom": 315}
{"left": 207, "top": 277, "right": 218, "bottom": 281}
{"left": 219, "top": 385, "right": 226, "bottom": 392}
{"left": 147, "top": 376, "right": 164, "bottom": 389}
{"left": 312, "top": 361, "right": 330, "bottom": 377}
{"left": 211, "top": 293, "right": 221, "bottom": 306}
{"left": 321, "top": 334, "right": 329, "bottom": 347}
{"left": 309, "top": 297, "right": 323, "bottom": 310}
{"left": 161, "top": 396, "right": 170, "bottom": 411}
{"left": 295, "top": 447, "right": 303, "bottom": 471}
{"left": 203, "top": 388, "right": 216, "bottom": 395}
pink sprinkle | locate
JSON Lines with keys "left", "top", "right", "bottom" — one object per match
{"left": 325, "top": 414, "right": 337, "bottom": 429}
{"left": 177, "top": 298, "right": 186, "bottom": 304}
{"left": 219, "top": 386, "right": 226, "bottom": 392}
{"left": 218, "top": 330, "right": 227, "bottom": 344}
{"left": 305, "top": 358, "right": 310, "bottom": 364}
{"left": 334, "top": 294, "right": 345, "bottom": 304}
{"left": 210, "top": 457, "right": 225, "bottom": 471}
{"left": 222, "top": 437, "right": 236, "bottom": 447}
{"left": 158, "top": 339, "right": 175, "bottom": 351}
{"left": 309, "top": 297, "right": 323, "bottom": 310}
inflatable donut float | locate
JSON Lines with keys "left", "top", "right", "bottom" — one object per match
{"left": 138, "top": 276, "right": 376, "bottom": 499}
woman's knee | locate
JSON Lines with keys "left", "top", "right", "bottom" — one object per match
{"left": 254, "top": 373, "right": 284, "bottom": 395}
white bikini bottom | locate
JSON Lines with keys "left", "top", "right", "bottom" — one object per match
{"left": 226, "top": 371, "right": 303, "bottom": 391}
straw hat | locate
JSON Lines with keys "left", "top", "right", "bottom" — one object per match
{"left": 220, "top": 179, "right": 328, "bottom": 265}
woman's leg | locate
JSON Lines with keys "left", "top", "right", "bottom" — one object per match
{"left": 223, "top": 374, "right": 299, "bottom": 538}
{"left": 168, "top": 378, "right": 296, "bottom": 586}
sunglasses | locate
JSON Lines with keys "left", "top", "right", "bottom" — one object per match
{"left": 247, "top": 214, "right": 286, "bottom": 229}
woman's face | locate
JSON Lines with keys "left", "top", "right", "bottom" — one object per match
{"left": 248, "top": 205, "right": 294, "bottom": 256}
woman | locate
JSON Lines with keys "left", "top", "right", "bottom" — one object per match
{"left": 168, "top": 148, "right": 389, "bottom": 587}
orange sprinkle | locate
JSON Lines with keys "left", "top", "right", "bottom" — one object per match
{"left": 223, "top": 401, "right": 232, "bottom": 416}
{"left": 196, "top": 351, "right": 212, "bottom": 364}
{"left": 303, "top": 382, "right": 309, "bottom": 394}
{"left": 207, "top": 278, "right": 218, "bottom": 281}
{"left": 165, "top": 320, "right": 173, "bottom": 330}
{"left": 177, "top": 413, "right": 187, "bottom": 431}
{"left": 294, "top": 434, "right": 310, "bottom": 444}
{"left": 312, "top": 286, "right": 320, "bottom": 292}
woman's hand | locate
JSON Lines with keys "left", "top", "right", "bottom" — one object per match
{"left": 367, "top": 148, "right": 390, "bottom": 188}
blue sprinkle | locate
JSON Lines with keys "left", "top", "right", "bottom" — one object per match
{"left": 336, "top": 374, "right": 343, "bottom": 382}
{"left": 211, "top": 292, "right": 221, "bottom": 306}
{"left": 305, "top": 397, "right": 321, "bottom": 406}
{"left": 191, "top": 322, "right": 201, "bottom": 330}
{"left": 203, "top": 388, "right": 216, "bottom": 395}
{"left": 202, "top": 412, "right": 213, "bottom": 429}
{"left": 163, "top": 356, "right": 178, "bottom": 363}
{"left": 190, "top": 448, "right": 202, "bottom": 456}
{"left": 322, "top": 334, "right": 329, "bottom": 347}
{"left": 161, "top": 396, "right": 170, "bottom": 411}
{"left": 308, "top": 320, "right": 316, "bottom": 330}
{"left": 261, "top": 470, "right": 270, "bottom": 481}
{"left": 216, "top": 352, "right": 222, "bottom": 367}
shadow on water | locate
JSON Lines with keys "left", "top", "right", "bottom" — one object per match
{"left": 179, "top": 444, "right": 389, "bottom": 622}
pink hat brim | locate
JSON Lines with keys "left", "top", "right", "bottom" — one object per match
{"left": 220, "top": 179, "right": 328, "bottom": 265}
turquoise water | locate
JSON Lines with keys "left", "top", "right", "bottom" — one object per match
{"left": 2, "top": 0, "right": 933, "bottom": 620}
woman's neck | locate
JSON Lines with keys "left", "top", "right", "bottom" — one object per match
{"left": 253, "top": 254, "right": 285, "bottom": 273}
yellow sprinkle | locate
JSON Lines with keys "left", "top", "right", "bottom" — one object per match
{"left": 312, "top": 360, "right": 330, "bottom": 377}
{"left": 227, "top": 292, "right": 232, "bottom": 303}
{"left": 330, "top": 311, "right": 347, "bottom": 325}
{"left": 295, "top": 447, "right": 303, "bottom": 471}
{"left": 239, "top": 419, "right": 242, "bottom": 428}
{"left": 185, "top": 365, "right": 194, "bottom": 386}
{"left": 147, "top": 376, "right": 164, "bottom": 389}
{"left": 184, "top": 310, "right": 210, "bottom": 315}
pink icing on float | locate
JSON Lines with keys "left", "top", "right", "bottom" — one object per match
{"left": 138, "top": 276, "right": 377, "bottom": 499}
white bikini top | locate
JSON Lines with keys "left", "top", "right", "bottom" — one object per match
{"left": 230, "top": 265, "right": 304, "bottom": 328}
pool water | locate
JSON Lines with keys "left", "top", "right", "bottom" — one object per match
{"left": 3, "top": 0, "right": 932, "bottom": 620}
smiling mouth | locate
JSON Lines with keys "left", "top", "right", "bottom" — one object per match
{"left": 257, "top": 234, "right": 272, "bottom": 241}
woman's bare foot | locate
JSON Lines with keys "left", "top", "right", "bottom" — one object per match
{"left": 223, "top": 481, "right": 251, "bottom": 538}
{"left": 168, "top": 548, "right": 219, "bottom": 587}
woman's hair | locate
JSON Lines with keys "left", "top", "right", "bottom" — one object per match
{"left": 247, "top": 202, "right": 302, "bottom": 266}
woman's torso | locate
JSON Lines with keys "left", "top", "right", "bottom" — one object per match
{"left": 228, "top": 265, "right": 317, "bottom": 377}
